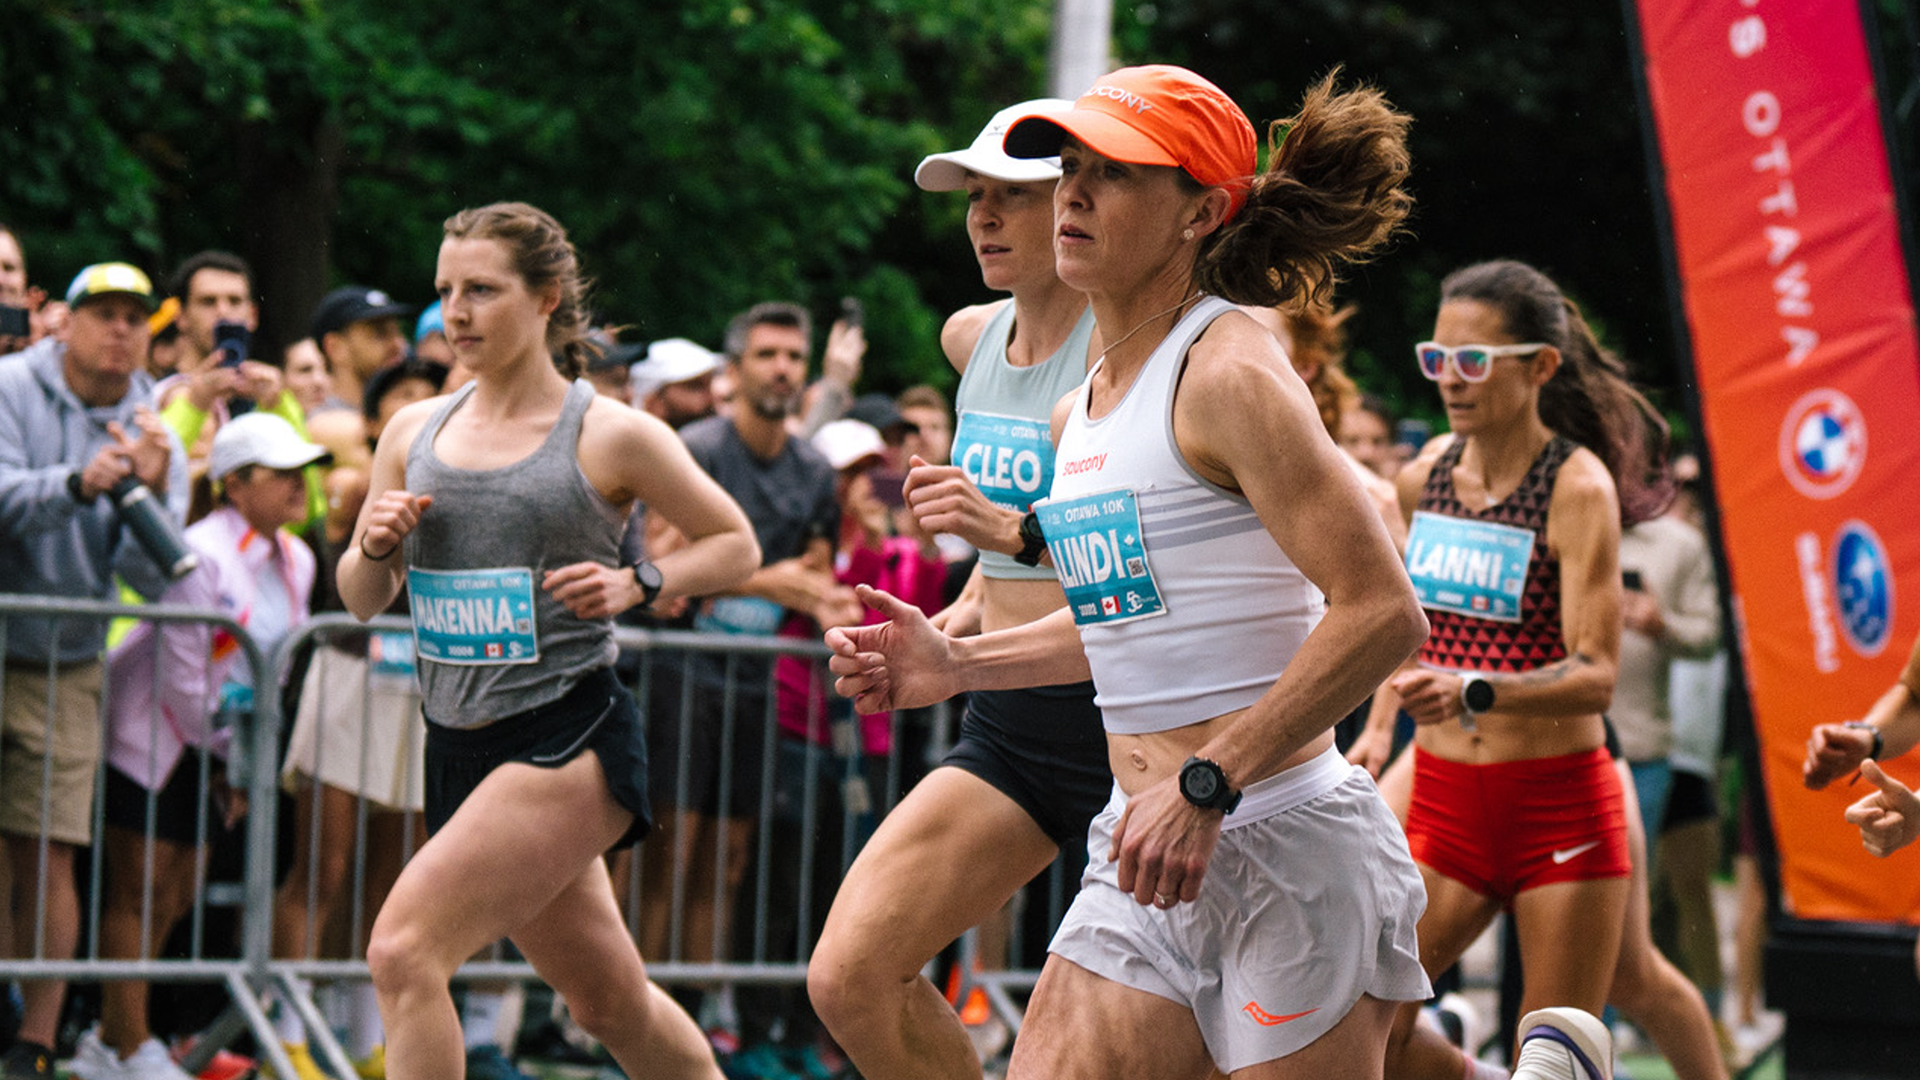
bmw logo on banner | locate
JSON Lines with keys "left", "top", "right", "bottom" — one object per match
{"left": 1832, "top": 521, "right": 1893, "bottom": 658}
{"left": 1778, "top": 388, "right": 1866, "bottom": 499}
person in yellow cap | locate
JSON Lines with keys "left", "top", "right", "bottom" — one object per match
{"left": 0, "top": 261, "right": 188, "bottom": 1080}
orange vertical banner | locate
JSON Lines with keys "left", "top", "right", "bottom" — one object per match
{"left": 1631, "top": 0, "right": 1920, "bottom": 922}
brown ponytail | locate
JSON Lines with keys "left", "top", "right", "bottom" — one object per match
{"left": 1196, "top": 70, "right": 1413, "bottom": 310}
{"left": 442, "top": 202, "right": 599, "bottom": 377}
{"left": 1440, "top": 260, "right": 1674, "bottom": 525}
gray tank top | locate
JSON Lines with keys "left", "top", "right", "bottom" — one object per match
{"left": 403, "top": 379, "right": 627, "bottom": 727}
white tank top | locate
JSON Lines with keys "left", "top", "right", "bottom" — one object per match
{"left": 1041, "top": 296, "right": 1322, "bottom": 734}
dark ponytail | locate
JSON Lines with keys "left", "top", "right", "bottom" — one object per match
{"left": 442, "top": 202, "right": 599, "bottom": 378}
{"left": 1196, "top": 69, "right": 1413, "bottom": 310}
{"left": 1440, "top": 260, "right": 1674, "bottom": 525}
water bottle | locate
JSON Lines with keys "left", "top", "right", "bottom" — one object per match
{"left": 110, "top": 476, "right": 198, "bottom": 579}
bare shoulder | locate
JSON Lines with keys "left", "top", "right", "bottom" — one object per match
{"left": 580, "top": 393, "right": 677, "bottom": 455}
{"left": 941, "top": 300, "right": 1010, "bottom": 373}
{"left": 1180, "top": 308, "right": 1296, "bottom": 407}
{"left": 372, "top": 395, "right": 442, "bottom": 460}
{"left": 1551, "top": 444, "right": 1620, "bottom": 517}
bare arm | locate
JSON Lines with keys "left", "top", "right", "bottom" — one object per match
{"left": 1805, "top": 631, "right": 1920, "bottom": 788}
{"left": 1171, "top": 313, "right": 1428, "bottom": 786}
{"left": 827, "top": 585, "right": 1088, "bottom": 715}
{"left": 335, "top": 400, "right": 435, "bottom": 621}
{"left": 546, "top": 400, "right": 761, "bottom": 619}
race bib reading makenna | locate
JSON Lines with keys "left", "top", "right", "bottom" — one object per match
{"left": 408, "top": 566, "right": 540, "bottom": 665}
{"left": 1404, "top": 511, "right": 1534, "bottom": 623}
{"left": 1034, "top": 488, "right": 1167, "bottom": 626}
{"left": 953, "top": 411, "right": 1056, "bottom": 512}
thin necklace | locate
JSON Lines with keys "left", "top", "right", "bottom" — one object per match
{"left": 1097, "top": 290, "right": 1201, "bottom": 365}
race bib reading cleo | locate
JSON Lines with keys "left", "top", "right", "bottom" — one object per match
{"left": 954, "top": 411, "right": 1055, "bottom": 512}
{"left": 1404, "top": 511, "right": 1534, "bottom": 623}
{"left": 1034, "top": 489, "right": 1166, "bottom": 626}
{"left": 407, "top": 567, "right": 539, "bottom": 665}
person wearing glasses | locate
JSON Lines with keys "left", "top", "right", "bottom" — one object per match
{"left": 1351, "top": 259, "right": 1673, "bottom": 1080}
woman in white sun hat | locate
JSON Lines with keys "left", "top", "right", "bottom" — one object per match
{"left": 806, "top": 96, "right": 1116, "bottom": 1080}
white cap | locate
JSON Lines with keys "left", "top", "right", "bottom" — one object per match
{"left": 812, "top": 419, "right": 888, "bottom": 472}
{"left": 914, "top": 98, "right": 1076, "bottom": 191}
{"left": 631, "top": 337, "right": 723, "bottom": 399}
{"left": 208, "top": 412, "right": 330, "bottom": 481}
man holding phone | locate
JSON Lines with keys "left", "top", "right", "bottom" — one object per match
{"left": 153, "top": 253, "right": 300, "bottom": 492}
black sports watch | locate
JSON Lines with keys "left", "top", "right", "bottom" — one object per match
{"left": 1012, "top": 510, "right": 1048, "bottom": 567}
{"left": 629, "top": 559, "right": 664, "bottom": 611}
{"left": 1178, "top": 756, "right": 1242, "bottom": 813}
{"left": 1460, "top": 673, "right": 1496, "bottom": 715}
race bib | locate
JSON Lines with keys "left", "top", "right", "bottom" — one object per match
{"left": 407, "top": 566, "right": 540, "bottom": 665}
{"left": 695, "top": 595, "right": 786, "bottom": 636}
{"left": 1404, "top": 511, "right": 1534, "bottom": 623}
{"left": 1035, "top": 488, "right": 1166, "bottom": 626}
{"left": 369, "top": 630, "right": 418, "bottom": 686}
{"left": 954, "top": 411, "right": 1055, "bottom": 512}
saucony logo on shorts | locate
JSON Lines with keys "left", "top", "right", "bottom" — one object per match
{"left": 1242, "top": 1002, "right": 1318, "bottom": 1026}
{"left": 1551, "top": 840, "right": 1601, "bottom": 864}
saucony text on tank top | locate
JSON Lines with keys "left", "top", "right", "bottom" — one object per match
{"left": 1410, "top": 435, "right": 1575, "bottom": 673}
{"left": 404, "top": 379, "right": 628, "bottom": 727}
{"left": 951, "top": 302, "right": 1097, "bottom": 581}
{"left": 1041, "top": 297, "right": 1323, "bottom": 735}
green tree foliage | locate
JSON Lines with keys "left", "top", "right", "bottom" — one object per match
{"left": 1, "top": 0, "right": 1056, "bottom": 387}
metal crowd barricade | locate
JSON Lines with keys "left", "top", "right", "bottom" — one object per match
{"left": 268, "top": 613, "right": 1077, "bottom": 1062}
{"left": 0, "top": 593, "right": 304, "bottom": 1080}
{"left": 0, "top": 596, "right": 1081, "bottom": 1075}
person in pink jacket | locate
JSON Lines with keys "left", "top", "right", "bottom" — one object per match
{"left": 75, "top": 413, "right": 326, "bottom": 1080}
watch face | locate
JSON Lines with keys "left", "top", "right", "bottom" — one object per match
{"left": 1182, "top": 764, "right": 1220, "bottom": 802}
{"left": 635, "top": 563, "right": 663, "bottom": 590}
{"left": 1464, "top": 677, "right": 1495, "bottom": 712}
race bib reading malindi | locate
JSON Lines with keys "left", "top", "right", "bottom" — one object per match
{"left": 1034, "top": 488, "right": 1167, "bottom": 627}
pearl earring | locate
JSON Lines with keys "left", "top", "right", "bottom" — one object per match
{"left": 1182, "top": 228, "right": 1195, "bottom": 241}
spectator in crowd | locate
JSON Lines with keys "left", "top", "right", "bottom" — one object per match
{"left": 152, "top": 253, "right": 300, "bottom": 521}
{"left": 1616, "top": 477, "right": 1722, "bottom": 866}
{"left": 0, "top": 223, "right": 66, "bottom": 357}
{"left": 0, "top": 262, "right": 189, "bottom": 1080}
{"left": 582, "top": 338, "right": 640, "bottom": 405}
{"left": 412, "top": 301, "right": 455, "bottom": 367}
{"left": 632, "top": 338, "right": 723, "bottom": 430}
{"left": 312, "top": 286, "right": 412, "bottom": 413}
{"left": 893, "top": 385, "right": 953, "bottom": 468}
{"left": 76, "top": 414, "right": 326, "bottom": 1080}
{"left": 642, "top": 301, "right": 844, "bottom": 1050}
{"left": 795, "top": 306, "right": 869, "bottom": 438}
{"left": 283, "top": 338, "right": 342, "bottom": 417}
{"left": 1343, "top": 392, "right": 1401, "bottom": 481}
{"left": 144, "top": 300, "right": 186, "bottom": 379}
{"left": 1651, "top": 454, "right": 1739, "bottom": 1055}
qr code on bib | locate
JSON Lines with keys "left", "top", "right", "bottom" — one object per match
{"left": 1126, "top": 557, "right": 1145, "bottom": 576}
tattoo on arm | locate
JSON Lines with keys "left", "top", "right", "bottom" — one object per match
{"left": 1509, "top": 651, "right": 1596, "bottom": 689}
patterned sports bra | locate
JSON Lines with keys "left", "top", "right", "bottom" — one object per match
{"left": 1410, "top": 436, "right": 1575, "bottom": 673}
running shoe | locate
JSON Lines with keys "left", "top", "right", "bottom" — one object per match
{"left": 464, "top": 1044, "right": 536, "bottom": 1080}
{"left": 0, "top": 1040, "right": 54, "bottom": 1080}
{"left": 168, "top": 1036, "right": 256, "bottom": 1080}
{"left": 1511, "top": 1007, "right": 1612, "bottom": 1080}
{"left": 262, "top": 1042, "right": 328, "bottom": 1080}
{"left": 70, "top": 1033, "right": 195, "bottom": 1080}
{"left": 353, "top": 1044, "right": 385, "bottom": 1079}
